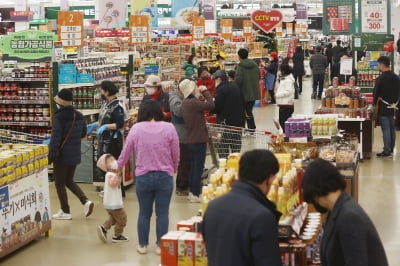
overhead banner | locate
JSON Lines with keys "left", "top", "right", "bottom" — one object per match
{"left": 296, "top": 0, "right": 307, "bottom": 20}
{"left": 360, "top": 0, "right": 388, "bottom": 34}
{"left": 251, "top": 10, "right": 283, "bottom": 33}
{"left": 352, "top": 34, "right": 394, "bottom": 52}
{"left": 323, "top": 0, "right": 355, "bottom": 35}
{"left": 202, "top": 0, "right": 215, "bottom": 20}
{"left": 0, "top": 30, "right": 56, "bottom": 60}
{"left": 131, "top": 0, "right": 158, "bottom": 27}
{"left": 98, "top": 0, "right": 127, "bottom": 28}
{"left": 171, "top": 0, "right": 198, "bottom": 27}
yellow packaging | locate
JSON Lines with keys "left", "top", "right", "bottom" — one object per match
{"left": 21, "top": 165, "right": 28, "bottom": 177}
{"left": 178, "top": 232, "right": 197, "bottom": 266}
{"left": 28, "top": 163, "right": 35, "bottom": 175}
{"left": 34, "top": 160, "right": 40, "bottom": 171}
{"left": 15, "top": 168, "right": 22, "bottom": 179}
{"left": 227, "top": 153, "right": 240, "bottom": 171}
{"left": 194, "top": 233, "right": 207, "bottom": 266}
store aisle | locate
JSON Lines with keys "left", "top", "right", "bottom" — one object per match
{"left": 2, "top": 78, "right": 400, "bottom": 266}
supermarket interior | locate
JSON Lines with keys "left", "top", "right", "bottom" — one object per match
{"left": 0, "top": 0, "right": 400, "bottom": 265}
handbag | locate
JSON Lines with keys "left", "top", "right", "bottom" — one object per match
{"left": 265, "top": 72, "right": 276, "bottom": 91}
{"left": 55, "top": 111, "right": 77, "bottom": 160}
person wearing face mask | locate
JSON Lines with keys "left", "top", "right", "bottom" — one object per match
{"left": 142, "top": 75, "right": 171, "bottom": 121}
{"left": 302, "top": 159, "right": 388, "bottom": 266}
{"left": 196, "top": 66, "right": 216, "bottom": 97}
{"left": 181, "top": 79, "right": 215, "bottom": 203}
{"left": 48, "top": 89, "right": 94, "bottom": 220}
{"left": 213, "top": 70, "right": 245, "bottom": 159}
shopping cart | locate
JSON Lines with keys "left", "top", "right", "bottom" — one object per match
{"left": 206, "top": 123, "right": 275, "bottom": 172}
{"left": 0, "top": 129, "right": 47, "bottom": 144}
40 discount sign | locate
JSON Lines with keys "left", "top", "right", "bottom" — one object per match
{"left": 360, "top": 0, "right": 388, "bottom": 33}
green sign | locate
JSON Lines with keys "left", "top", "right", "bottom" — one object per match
{"left": 158, "top": 4, "right": 172, "bottom": 18}
{"left": 352, "top": 34, "right": 394, "bottom": 51}
{"left": 45, "top": 6, "right": 95, "bottom": 20}
{"left": 0, "top": 30, "right": 56, "bottom": 60}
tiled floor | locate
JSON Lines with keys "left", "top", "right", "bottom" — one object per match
{"left": 2, "top": 78, "right": 400, "bottom": 265}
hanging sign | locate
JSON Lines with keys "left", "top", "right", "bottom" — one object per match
{"left": 202, "top": 0, "right": 216, "bottom": 20}
{"left": 130, "top": 15, "right": 149, "bottom": 44}
{"left": 286, "top": 23, "right": 293, "bottom": 35}
{"left": 340, "top": 58, "right": 353, "bottom": 75}
{"left": 243, "top": 20, "right": 253, "bottom": 37}
{"left": 251, "top": 10, "right": 283, "bottom": 33}
{"left": 276, "top": 22, "right": 283, "bottom": 36}
{"left": 0, "top": 30, "right": 56, "bottom": 60}
{"left": 360, "top": 0, "right": 388, "bottom": 33}
{"left": 295, "top": 23, "right": 301, "bottom": 34}
{"left": 220, "top": 19, "right": 233, "bottom": 39}
{"left": 301, "top": 23, "right": 308, "bottom": 34}
{"left": 57, "top": 11, "right": 84, "bottom": 47}
{"left": 98, "top": 0, "right": 127, "bottom": 29}
{"left": 192, "top": 16, "right": 205, "bottom": 40}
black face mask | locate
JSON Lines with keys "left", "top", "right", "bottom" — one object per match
{"left": 313, "top": 202, "right": 328, "bottom": 214}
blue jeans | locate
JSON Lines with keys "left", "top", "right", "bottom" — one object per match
{"left": 312, "top": 73, "right": 325, "bottom": 97}
{"left": 136, "top": 172, "right": 173, "bottom": 246}
{"left": 188, "top": 143, "right": 207, "bottom": 196}
{"left": 379, "top": 116, "right": 396, "bottom": 154}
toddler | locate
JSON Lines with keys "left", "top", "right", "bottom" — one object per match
{"left": 96, "top": 154, "right": 128, "bottom": 243}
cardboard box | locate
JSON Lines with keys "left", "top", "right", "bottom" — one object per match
{"left": 178, "top": 232, "right": 197, "bottom": 266}
{"left": 177, "top": 220, "right": 195, "bottom": 232}
{"left": 161, "top": 231, "right": 185, "bottom": 266}
{"left": 194, "top": 233, "right": 207, "bottom": 266}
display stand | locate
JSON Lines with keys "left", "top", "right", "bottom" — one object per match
{"left": 0, "top": 168, "right": 51, "bottom": 258}
{"left": 338, "top": 118, "right": 373, "bottom": 159}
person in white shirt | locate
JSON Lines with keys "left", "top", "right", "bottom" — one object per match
{"left": 276, "top": 64, "right": 295, "bottom": 132}
{"left": 96, "top": 154, "right": 128, "bottom": 243}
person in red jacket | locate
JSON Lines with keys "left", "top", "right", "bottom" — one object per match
{"left": 142, "top": 75, "right": 171, "bottom": 121}
{"left": 196, "top": 66, "right": 216, "bottom": 97}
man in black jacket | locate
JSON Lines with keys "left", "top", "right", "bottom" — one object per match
{"left": 203, "top": 150, "right": 282, "bottom": 266}
{"left": 310, "top": 46, "right": 328, "bottom": 99}
{"left": 213, "top": 70, "right": 245, "bottom": 158}
{"left": 373, "top": 56, "right": 400, "bottom": 157}
{"left": 302, "top": 159, "right": 388, "bottom": 266}
{"left": 49, "top": 89, "right": 93, "bottom": 220}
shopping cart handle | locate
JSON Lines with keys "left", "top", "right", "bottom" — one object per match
{"left": 42, "top": 139, "right": 50, "bottom": 145}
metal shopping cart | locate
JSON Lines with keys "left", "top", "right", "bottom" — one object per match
{"left": 0, "top": 129, "right": 47, "bottom": 144}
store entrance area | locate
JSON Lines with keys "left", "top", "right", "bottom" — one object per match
{"left": 1, "top": 78, "right": 400, "bottom": 266}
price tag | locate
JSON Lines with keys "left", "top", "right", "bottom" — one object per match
{"left": 130, "top": 15, "right": 149, "bottom": 44}
{"left": 58, "top": 11, "right": 84, "bottom": 47}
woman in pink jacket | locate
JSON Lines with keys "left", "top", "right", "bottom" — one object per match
{"left": 117, "top": 100, "right": 180, "bottom": 255}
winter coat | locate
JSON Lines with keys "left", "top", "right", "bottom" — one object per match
{"left": 293, "top": 52, "right": 305, "bottom": 76}
{"left": 169, "top": 90, "right": 187, "bottom": 143}
{"left": 48, "top": 106, "right": 86, "bottom": 165}
{"left": 142, "top": 90, "right": 171, "bottom": 120}
{"left": 182, "top": 62, "right": 197, "bottom": 78}
{"left": 310, "top": 52, "right": 328, "bottom": 75}
{"left": 214, "top": 81, "right": 245, "bottom": 127}
{"left": 276, "top": 74, "right": 295, "bottom": 106}
{"left": 235, "top": 58, "right": 261, "bottom": 102}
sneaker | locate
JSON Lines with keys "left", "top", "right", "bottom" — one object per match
{"left": 52, "top": 210, "right": 72, "bottom": 220}
{"left": 156, "top": 246, "right": 161, "bottom": 255}
{"left": 187, "top": 192, "right": 194, "bottom": 201}
{"left": 189, "top": 195, "right": 201, "bottom": 203}
{"left": 97, "top": 225, "right": 107, "bottom": 243}
{"left": 137, "top": 245, "right": 148, "bottom": 254}
{"left": 84, "top": 200, "right": 94, "bottom": 217}
{"left": 376, "top": 152, "right": 392, "bottom": 158}
{"left": 112, "top": 235, "right": 129, "bottom": 243}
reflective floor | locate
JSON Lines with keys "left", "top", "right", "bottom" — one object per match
{"left": 2, "top": 78, "right": 400, "bottom": 266}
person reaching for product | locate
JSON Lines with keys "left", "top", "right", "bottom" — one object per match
{"left": 142, "top": 75, "right": 171, "bottom": 121}
{"left": 48, "top": 89, "right": 94, "bottom": 220}
{"left": 203, "top": 150, "right": 282, "bottom": 266}
{"left": 96, "top": 154, "right": 128, "bottom": 243}
{"left": 275, "top": 64, "right": 295, "bottom": 132}
{"left": 196, "top": 66, "right": 216, "bottom": 98}
{"left": 302, "top": 159, "right": 388, "bottom": 266}
{"left": 116, "top": 100, "right": 179, "bottom": 255}
{"left": 181, "top": 79, "right": 215, "bottom": 203}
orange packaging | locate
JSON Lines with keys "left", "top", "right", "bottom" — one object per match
{"left": 177, "top": 220, "right": 196, "bottom": 232}
{"left": 161, "top": 231, "right": 186, "bottom": 266}
{"left": 178, "top": 232, "right": 197, "bottom": 266}
{"left": 194, "top": 233, "right": 208, "bottom": 266}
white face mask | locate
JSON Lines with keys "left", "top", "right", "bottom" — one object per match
{"left": 108, "top": 160, "right": 118, "bottom": 170}
{"left": 289, "top": 63, "right": 294, "bottom": 68}
{"left": 145, "top": 87, "right": 157, "bottom": 96}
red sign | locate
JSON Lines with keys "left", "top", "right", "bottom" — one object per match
{"left": 251, "top": 10, "right": 283, "bottom": 33}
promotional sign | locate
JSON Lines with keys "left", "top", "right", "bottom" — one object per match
{"left": 243, "top": 20, "right": 253, "bottom": 38}
{"left": 98, "top": 0, "right": 127, "bottom": 28}
{"left": 323, "top": 0, "right": 355, "bottom": 35}
{"left": 130, "top": 15, "right": 149, "bottom": 44}
{"left": 286, "top": 23, "right": 293, "bottom": 35}
{"left": 220, "top": 19, "right": 233, "bottom": 39}
{"left": 131, "top": 0, "right": 158, "bottom": 27}
{"left": 295, "top": 23, "right": 301, "bottom": 34}
{"left": 58, "top": 11, "right": 84, "bottom": 47}
{"left": 0, "top": 30, "right": 56, "bottom": 60}
{"left": 192, "top": 16, "right": 205, "bottom": 40}
{"left": 340, "top": 58, "right": 353, "bottom": 75}
{"left": 352, "top": 34, "right": 394, "bottom": 52}
{"left": 0, "top": 169, "right": 51, "bottom": 258}
{"left": 296, "top": 0, "right": 307, "bottom": 20}
{"left": 202, "top": 0, "right": 216, "bottom": 20}
{"left": 251, "top": 10, "right": 283, "bottom": 33}
{"left": 171, "top": 0, "right": 198, "bottom": 28}
{"left": 301, "top": 23, "right": 308, "bottom": 34}
{"left": 360, "top": 0, "right": 388, "bottom": 34}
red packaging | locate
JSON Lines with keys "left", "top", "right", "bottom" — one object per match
{"left": 161, "top": 231, "right": 186, "bottom": 266}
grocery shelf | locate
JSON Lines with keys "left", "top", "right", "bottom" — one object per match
{"left": 0, "top": 100, "right": 49, "bottom": 105}
{"left": 0, "top": 122, "right": 49, "bottom": 126}
{"left": 59, "top": 83, "right": 95, "bottom": 89}
{"left": 0, "top": 78, "right": 49, "bottom": 82}
{"left": 79, "top": 109, "right": 100, "bottom": 116}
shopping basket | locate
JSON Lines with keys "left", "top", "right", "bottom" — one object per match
{"left": 0, "top": 129, "right": 47, "bottom": 144}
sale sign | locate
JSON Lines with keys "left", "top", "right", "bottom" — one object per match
{"left": 360, "top": 0, "right": 388, "bottom": 33}
{"left": 251, "top": 10, "right": 283, "bottom": 33}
